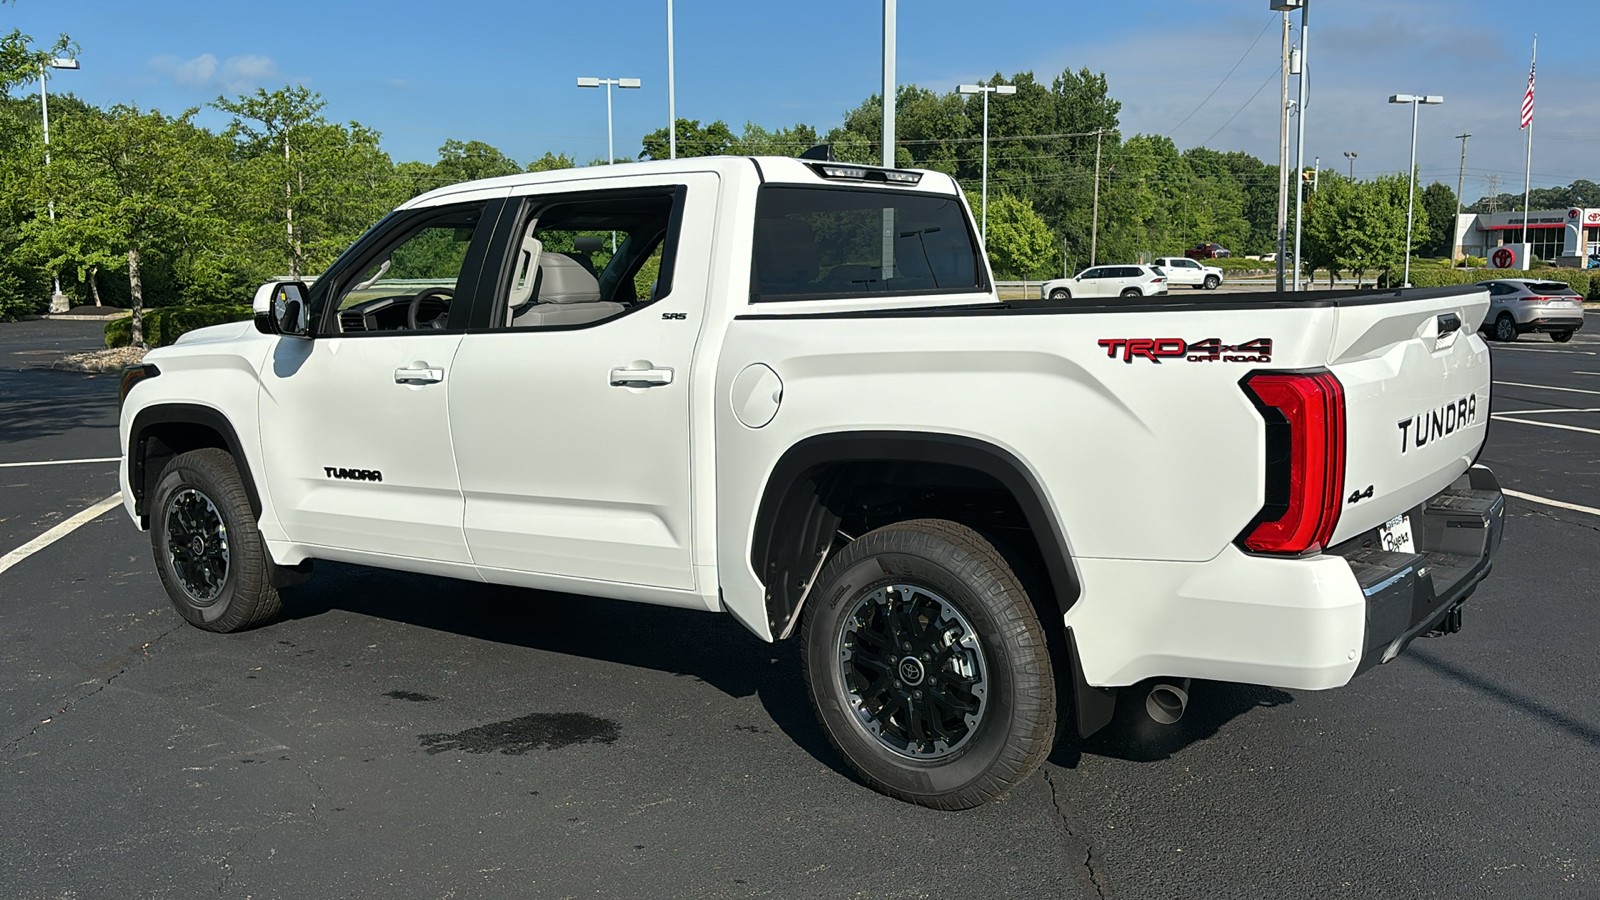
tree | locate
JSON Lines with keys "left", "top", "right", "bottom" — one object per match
{"left": 639, "top": 118, "right": 736, "bottom": 160}
{"left": 968, "top": 190, "right": 1059, "bottom": 279}
{"left": 32, "top": 106, "right": 222, "bottom": 345}
{"left": 1420, "top": 181, "right": 1456, "bottom": 257}
{"left": 527, "top": 151, "right": 576, "bottom": 172}
{"left": 0, "top": 27, "right": 74, "bottom": 317}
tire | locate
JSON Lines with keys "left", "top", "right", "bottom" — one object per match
{"left": 1203, "top": 275, "right": 1220, "bottom": 290}
{"left": 1551, "top": 330, "right": 1574, "bottom": 343}
{"left": 150, "top": 448, "right": 282, "bottom": 633}
{"left": 1120, "top": 288, "right": 1142, "bottom": 297}
{"left": 1048, "top": 288, "right": 1070, "bottom": 300}
{"left": 1494, "top": 313, "right": 1518, "bottom": 342}
{"left": 800, "top": 519, "right": 1056, "bottom": 810}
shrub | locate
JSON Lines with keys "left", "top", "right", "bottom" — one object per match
{"left": 105, "top": 304, "right": 253, "bottom": 348}
{"left": 1404, "top": 268, "right": 1480, "bottom": 288}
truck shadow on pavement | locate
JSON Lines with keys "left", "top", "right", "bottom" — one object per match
{"left": 283, "top": 562, "right": 1302, "bottom": 776}
{"left": 279, "top": 561, "right": 859, "bottom": 780}
{"left": 0, "top": 369, "right": 117, "bottom": 446}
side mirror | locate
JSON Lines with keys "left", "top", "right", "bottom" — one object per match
{"left": 253, "top": 281, "right": 312, "bottom": 337}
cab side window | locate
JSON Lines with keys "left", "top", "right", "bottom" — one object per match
{"left": 496, "top": 189, "right": 679, "bottom": 329}
{"left": 327, "top": 203, "right": 486, "bottom": 334}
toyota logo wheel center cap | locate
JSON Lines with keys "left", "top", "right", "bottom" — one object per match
{"left": 898, "top": 656, "right": 926, "bottom": 686}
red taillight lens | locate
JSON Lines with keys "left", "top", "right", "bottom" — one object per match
{"left": 1239, "top": 371, "right": 1346, "bottom": 554}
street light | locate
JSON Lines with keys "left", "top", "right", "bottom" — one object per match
{"left": 1389, "top": 93, "right": 1443, "bottom": 287}
{"left": 1343, "top": 150, "right": 1357, "bottom": 179}
{"left": 576, "top": 76, "right": 641, "bottom": 165}
{"left": 957, "top": 82, "right": 1015, "bottom": 243}
{"left": 41, "top": 56, "right": 80, "bottom": 313}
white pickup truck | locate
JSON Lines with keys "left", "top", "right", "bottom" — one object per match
{"left": 118, "top": 156, "right": 1505, "bottom": 810}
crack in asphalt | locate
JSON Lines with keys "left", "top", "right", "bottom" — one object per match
{"left": 1044, "top": 766, "right": 1111, "bottom": 900}
{"left": 2, "top": 621, "right": 183, "bottom": 757}
{"left": 215, "top": 829, "right": 259, "bottom": 896}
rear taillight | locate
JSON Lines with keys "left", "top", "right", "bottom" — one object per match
{"left": 1238, "top": 370, "right": 1346, "bottom": 555}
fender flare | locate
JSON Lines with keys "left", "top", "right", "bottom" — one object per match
{"left": 128, "top": 403, "right": 262, "bottom": 523}
{"left": 750, "top": 431, "right": 1082, "bottom": 633}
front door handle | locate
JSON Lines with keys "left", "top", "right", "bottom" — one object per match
{"left": 394, "top": 365, "right": 445, "bottom": 385}
{"left": 609, "top": 366, "right": 674, "bottom": 388}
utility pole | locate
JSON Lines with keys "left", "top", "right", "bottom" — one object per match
{"left": 1453, "top": 132, "right": 1472, "bottom": 267}
{"left": 667, "top": 0, "right": 676, "bottom": 159}
{"left": 1090, "top": 129, "right": 1104, "bottom": 267}
{"left": 1276, "top": 11, "right": 1290, "bottom": 292}
{"left": 882, "top": 0, "right": 895, "bottom": 168}
{"left": 1291, "top": 1, "right": 1310, "bottom": 291}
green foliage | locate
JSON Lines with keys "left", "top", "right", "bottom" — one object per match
{"left": 967, "top": 189, "right": 1059, "bottom": 279}
{"left": 104, "top": 304, "right": 252, "bottom": 348}
{"left": 527, "top": 151, "right": 576, "bottom": 172}
{"left": 1421, "top": 182, "right": 1457, "bottom": 256}
{"left": 1304, "top": 173, "right": 1427, "bottom": 286}
{"left": 1468, "top": 179, "right": 1600, "bottom": 213}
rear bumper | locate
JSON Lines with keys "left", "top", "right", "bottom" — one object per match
{"left": 1064, "top": 466, "right": 1504, "bottom": 691}
{"left": 1328, "top": 465, "right": 1505, "bottom": 675}
{"left": 1517, "top": 316, "right": 1583, "bottom": 334}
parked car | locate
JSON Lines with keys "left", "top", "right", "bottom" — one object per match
{"left": 1152, "top": 256, "right": 1224, "bottom": 290}
{"left": 1184, "top": 242, "right": 1232, "bottom": 260}
{"left": 1040, "top": 264, "right": 1168, "bottom": 299}
{"left": 118, "top": 156, "right": 1503, "bottom": 811}
{"left": 1477, "top": 278, "right": 1585, "bottom": 342}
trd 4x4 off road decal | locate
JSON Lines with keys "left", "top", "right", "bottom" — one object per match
{"left": 1097, "top": 337, "right": 1274, "bottom": 364}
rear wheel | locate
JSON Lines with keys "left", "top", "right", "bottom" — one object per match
{"left": 801, "top": 519, "right": 1056, "bottom": 810}
{"left": 150, "top": 448, "right": 282, "bottom": 633}
{"left": 1203, "top": 275, "right": 1220, "bottom": 290}
{"left": 1049, "top": 288, "right": 1070, "bottom": 300}
{"left": 1494, "top": 313, "right": 1518, "bottom": 342}
{"left": 1120, "top": 288, "right": 1142, "bottom": 297}
{"left": 1551, "top": 330, "right": 1574, "bottom": 343}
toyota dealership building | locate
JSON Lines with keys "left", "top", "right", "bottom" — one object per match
{"left": 1455, "top": 207, "right": 1600, "bottom": 267}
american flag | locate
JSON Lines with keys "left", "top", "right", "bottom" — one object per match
{"left": 1521, "top": 61, "right": 1535, "bottom": 129}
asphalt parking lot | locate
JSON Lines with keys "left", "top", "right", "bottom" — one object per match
{"left": 2, "top": 317, "right": 1596, "bottom": 899}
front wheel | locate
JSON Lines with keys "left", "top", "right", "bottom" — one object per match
{"left": 150, "top": 448, "right": 282, "bottom": 633}
{"left": 1551, "top": 330, "right": 1574, "bottom": 343}
{"left": 1203, "top": 275, "right": 1220, "bottom": 290}
{"left": 1494, "top": 313, "right": 1518, "bottom": 342}
{"left": 801, "top": 519, "right": 1056, "bottom": 810}
{"left": 1048, "top": 288, "right": 1070, "bottom": 300}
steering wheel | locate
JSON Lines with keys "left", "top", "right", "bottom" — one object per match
{"left": 406, "top": 287, "right": 455, "bottom": 331}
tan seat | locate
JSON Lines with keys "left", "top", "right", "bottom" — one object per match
{"left": 510, "top": 252, "right": 624, "bottom": 327}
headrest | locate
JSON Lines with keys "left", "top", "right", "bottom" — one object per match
{"left": 536, "top": 252, "right": 602, "bottom": 304}
{"left": 507, "top": 234, "right": 544, "bottom": 312}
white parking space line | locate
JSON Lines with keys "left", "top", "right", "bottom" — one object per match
{"left": 1494, "top": 407, "right": 1600, "bottom": 415}
{"left": 1492, "top": 416, "right": 1600, "bottom": 437}
{"left": 1492, "top": 346, "right": 1597, "bottom": 355}
{"left": 1495, "top": 381, "right": 1600, "bottom": 396}
{"left": 0, "top": 494, "right": 123, "bottom": 577}
{"left": 0, "top": 457, "right": 120, "bottom": 469}
{"left": 1575, "top": 371, "right": 1600, "bottom": 377}
{"left": 1504, "top": 489, "right": 1600, "bottom": 518}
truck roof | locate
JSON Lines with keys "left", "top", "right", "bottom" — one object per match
{"left": 402, "top": 155, "right": 962, "bottom": 210}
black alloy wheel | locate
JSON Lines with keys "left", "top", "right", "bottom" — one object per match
{"left": 1495, "top": 313, "right": 1518, "bottom": 342}
{"left": 163, "top": 488, "right": 230, "bottom": 604}
{"left": 802, "top": 519, "right": 1056, "bottom": 810}
{"left": 150, "top": 448, "right": 284, "bottom": 632}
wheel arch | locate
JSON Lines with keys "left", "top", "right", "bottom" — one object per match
{"left": 750, "top": 431, "right": 1082, "bottom": 640}
{"left": 129, "top": 403, "right": 261, "bottom": 528}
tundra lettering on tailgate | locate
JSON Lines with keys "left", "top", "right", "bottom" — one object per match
{"left": 1397, "top": 394, "right": 1477, "bottom": 453}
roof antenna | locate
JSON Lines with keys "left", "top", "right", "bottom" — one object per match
{"left": 798, "top": 144, "right": 835, "bottom": 161}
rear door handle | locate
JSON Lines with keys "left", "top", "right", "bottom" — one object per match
{"left": 394, "top": 365, "right": 445, "bottom": 385}
{"left": 609, "top": 366, "right": 674, "bottom": 388}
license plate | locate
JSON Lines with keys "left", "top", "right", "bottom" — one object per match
{"left": 1379, "top": 514, "right": 1415, "bottom": 554}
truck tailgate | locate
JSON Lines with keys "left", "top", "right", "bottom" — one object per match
{"left": 1326, "top": 287, "right": 1492, "bottom": 544}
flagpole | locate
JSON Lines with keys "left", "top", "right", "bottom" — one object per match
{"left": 1521, "top": 35, "right": 1536, "bottom": 269}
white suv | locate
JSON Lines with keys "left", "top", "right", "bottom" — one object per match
{"left": 1152, "top": 256, "right": 1224, "bottom": 291}
{"left": 1040, "top": 264, "right": 1168, "bottom": 299}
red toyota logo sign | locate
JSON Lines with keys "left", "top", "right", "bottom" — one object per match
{"left": 1588, "top": 212, "right": 1600, "bottom": 224}
{"left": 1572, "top": 209, "right": 1581, "bottom": 219}
{"left": 1492, "top": 248, "right": 1515, "bottom": 268}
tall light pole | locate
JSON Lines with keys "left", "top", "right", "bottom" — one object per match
{"left": 577, "top": 76, "right": 641, "bottom": 165}
{"left": 1452, "top": 132, "right": 1471, "bottom": 267}
{"left": 883, "top": 0, "right": 895, "bottom": 168}
{"left": 1389, "top": 93, "right": 1444, "bottom": 287}
{"left": 1343, "top": 150, "right": 1357, "bottom": 179}
{"left": 666, "top": 0, "right": 676, "bottom": 160}
{"left": 957, "top": 82, "right": 1015, "bottom": 243}
{"left": 40, "top": 56, "right": 80, "bottom": 313}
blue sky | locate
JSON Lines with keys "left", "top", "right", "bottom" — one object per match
{"left": 10, "top": 0, "right": 1597, "bottom": 202}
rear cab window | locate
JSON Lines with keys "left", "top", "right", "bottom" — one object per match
{"left": 751, "top": 186, "right": 985, "bottom": 302}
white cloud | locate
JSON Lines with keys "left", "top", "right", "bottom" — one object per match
{"left": 148, "top": 53, "right": 280, "bottom": 93}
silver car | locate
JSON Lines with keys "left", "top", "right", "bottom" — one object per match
{"left": 1478, "top": 279, "right": 1586, "bottom": 343}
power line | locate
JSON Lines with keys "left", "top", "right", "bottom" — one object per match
{"left": 1168, "top": 17, "right": 1277, "bottom": 136}
{"left": 1198, "top": 64, "right": 1282, "bottom": 148}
